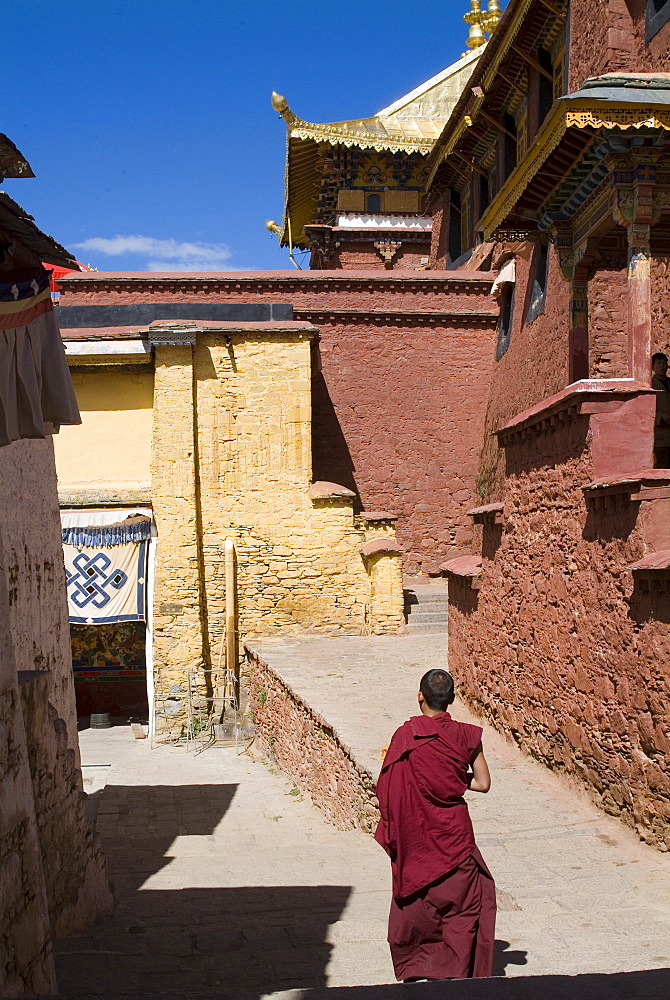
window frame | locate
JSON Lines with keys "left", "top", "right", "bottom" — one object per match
{"left": 647, "top": 0, "right": 670, "bottom": 43}
{"left": 525, "top": 242, "right": 550, "bottom": 325}
{"left": 495, "top": 282, "right": 515, "bottom": 360}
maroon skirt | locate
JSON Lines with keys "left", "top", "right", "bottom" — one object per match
{"left": 387, "top": 850, "right": 496, "bottom": 981}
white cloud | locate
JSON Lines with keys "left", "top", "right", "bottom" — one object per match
{"left": 74, "top": 234, "right": 234, "bottom": 272}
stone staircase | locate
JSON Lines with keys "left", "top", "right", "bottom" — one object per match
{"left": 403, "top": 583, "right": 449, "bottom": 633}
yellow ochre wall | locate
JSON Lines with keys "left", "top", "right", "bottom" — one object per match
{"left": 53, "top": 368, "right": 153, "bottom": 486}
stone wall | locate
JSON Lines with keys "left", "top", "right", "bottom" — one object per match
{"left": 246, "top": 646, "right": 379, "bottom": 833}
{"left": 651, "top": 256, "right": 670, "bottom": 357}
{"left": 0, "top": 439, "right": 78, "bottom": 753}
{"left": 0, "top": 436, "right": 113, "bottom": 995}
{"left": 58, "top": 272, "right": 498, "bottom": 575}
{"left": 589, "top": 270, "right": 629, "bottom": 378}
{"left": 448, "top": 419, "right": 670, "bottom": 851}
{"left": 0, "top": 539, "right": 55, "bottom": 998}
{"left": 19, "top": 672, "right": 113, "bottom": 938}
{"left": 474, "top": 249, "right": 572, "bottom": 503}
{"left": 150, "top": 323, "right": 405, "bottom": 733}
{"left": 329, "top": 244, "right": 429, "bottom": 271}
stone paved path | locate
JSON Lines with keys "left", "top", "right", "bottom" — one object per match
{"left": 53, "top": 633, "right": 670, "bottom": 1000}
{"left": 249, "top": 635, "right": 670, "bottom": 978}
{"left": 54, "top": 727, "right": 394, "bottom": 996}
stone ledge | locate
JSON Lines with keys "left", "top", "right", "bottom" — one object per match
{"left": 360, "top": 538, "right": 404, "bottom": 557}
{"left": 309, "top": 481, "right": 356, "bottom": 500}
{"left": 295, "top": 308, "right": 497, "bottom": 328}
{"left": 441, "top": 555, "right": 483, "bottom": 590}
{"left": 467, "top": 501, "right": 504, "bottom": 523}
{"left": 58, "top": 484, "right": 152, "bottom": 507}
{"left": 359, "top": 510, "right": 399, "bottom": 523}
{"left": 583, "top": 470, "right": 670, "bottom": 507}
{"left": 496, "top": 379, "right": 654, "bottom": 445}
{"left": 58, "top": 269, "right": 496, "bottom": 292}
{"left": 246, "top": 644, "right": 379, "bottom": 833}
{"left": 629, "top": 550, "right": 670, "bottom": 592}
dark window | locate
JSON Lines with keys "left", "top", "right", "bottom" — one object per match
{"left": 366, "top": 193, "right": 381, "bottom": 212}
{"left": 478, "top": 172, "right": 490, "bottom": 218}
{"left": 448, "top": 188, "right": 462, "bottom": 265}
{"left": 496, "top": 283, "right": 515, "bottom": 360}
{"left": 502, "top": 113, "right": 517, "bottom": 182}
{"left": 537, "top": 47, "right": 554, "bottom": 127}
{"left": 525, "top": 242, "right": 550, "bottom": 323}
{"left": 647, "top": 1, "right": 670, "bottom": 42}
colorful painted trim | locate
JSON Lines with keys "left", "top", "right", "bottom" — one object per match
{"left": 62, "top": 519, "right": 152, "bottom": 547}
{"left": 0, "top": 274, "right": 53, "bottom": 330}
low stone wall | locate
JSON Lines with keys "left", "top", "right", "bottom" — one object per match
{"left": 19, "top": 672, "right": 113, "bottom": 938}
{"left": 247, "top": 647, "right": 379, "bottom": 833}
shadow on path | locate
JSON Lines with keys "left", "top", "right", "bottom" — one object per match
{"left": 55, "top": 784, "right": 352, "bottom": 995}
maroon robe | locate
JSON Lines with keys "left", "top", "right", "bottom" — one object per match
{"left": 375, "top": 712, "right": 496, "bottom": 981}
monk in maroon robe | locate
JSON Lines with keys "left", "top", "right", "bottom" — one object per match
{"left": 375, "top": 668, "right": 496, "bottom": 981}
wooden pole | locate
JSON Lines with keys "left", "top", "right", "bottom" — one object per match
{"left": 224, "top": 538, "right": 238, "bottom": 706}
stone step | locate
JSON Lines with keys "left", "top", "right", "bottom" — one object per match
{"left": 406, "top": 622, "right": 448, "bottom": 633}
{"left": 405, "top": 610, "right": 448, "bottom": 623}
{"left": 407, "top": 596, "right": 449, "bottom": 608}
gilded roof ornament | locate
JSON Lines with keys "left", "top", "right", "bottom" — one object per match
{"left": 464, "top": 0, "right": 502, "bottom": 51}
{"left": 271, "top": 92, "right": 289, "bottom": 113}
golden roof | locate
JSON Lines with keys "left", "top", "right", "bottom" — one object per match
{"left": 272, "top": 47, "right": 484, "bottom": 247}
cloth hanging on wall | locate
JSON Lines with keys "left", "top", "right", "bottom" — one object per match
{"left": 64, "top": 539, "right": 148, "bottom": 624}
{"left": 0, "top": 273, "right": 80, "bottom": 446}
{"left": 62, "top": 515, "right": 152, "bottom": 548}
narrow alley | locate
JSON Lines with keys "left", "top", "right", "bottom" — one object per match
{"left": 53, "top": 634, "right": 670, "bottom": 999}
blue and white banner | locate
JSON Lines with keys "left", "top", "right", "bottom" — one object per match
{"left": 65, "top": 540, "right": 148, "bottom": 624}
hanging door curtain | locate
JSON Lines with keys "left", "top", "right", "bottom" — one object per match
{"left": 63, "top": 515, "right": 151, "bottom": 625}
{"left": 0, "top": 272, "right": 80, "bottom": 446}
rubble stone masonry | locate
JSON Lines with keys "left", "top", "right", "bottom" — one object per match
{"left": 449, "top": 417, "right": 670, "bottom": 851}
{"left": 247, "top": 646, "right": 379, "bottom": 833}
{"left": 150, "top": 324, "right": 405, "bottom": 733}
{"left": 568, "top": 0, "right": 670, "bottom": 91}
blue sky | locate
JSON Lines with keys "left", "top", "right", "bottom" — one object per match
{"left": 4, "top": 1, "right": 492, "bottom": 272}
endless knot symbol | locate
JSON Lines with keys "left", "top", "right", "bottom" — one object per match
{"left": 66, "top": 551, "right": 128, "bottom": 610}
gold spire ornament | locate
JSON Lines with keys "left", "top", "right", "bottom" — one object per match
{"left": 464, "top": 0, "right": 503, "bottom": 50}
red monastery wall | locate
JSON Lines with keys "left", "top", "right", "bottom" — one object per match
{"left": 589, "top": 270, "right": 629, "bottom": 379}
{"left": 651, "top": 256, "right": 670, "bottom": 357}
{"left": 568, "top": 0, "right": 670, "bottom": 90}
{"left": 475, "top": 250, "right": 571, "bottom": 499}
{"left": 329, "top": 243, "right": 429, "bottom": 271}
{"left": 311, "top": 317, "right": 495, "bottom": 574}
{"left": 449, "top": 419, "right": 670, "bottom": 851}
{"left": 59, "top": 272, "right": 498, "bottom": 575}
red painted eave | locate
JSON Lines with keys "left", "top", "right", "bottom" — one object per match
{"left": 629, "top": 550, "right": 670, "bottom": 571}
{"left": 499, "top": 379, "right": 655, "bottom": 436}
{"left": 57, "top": 269, "right": 495, "bottom": 285}
{"left": 440, "top": 555, "right": 482, "bottom": 578}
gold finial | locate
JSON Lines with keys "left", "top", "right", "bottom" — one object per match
{"left": 265, "top": 220, "right": 282, "bottom": 237}
{"left": 464, "top": 0, "right": 502, "bottom": 50}
{"left": 271, "top": 92, "right": 289, "bottom": 113}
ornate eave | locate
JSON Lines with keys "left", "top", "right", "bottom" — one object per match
{"left": 426, "top": 0, "right": 569, "bottom": 190}
{"left": 478, "top": 94, "right": 670, "bottom": 240}
{"left": 271, "top": 44, "right": 485, "bottom": 248}
{"left": 279, "top": 107, "right": 440, "bottom": 155}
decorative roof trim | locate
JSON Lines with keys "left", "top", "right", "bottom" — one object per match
{"left": 478, "top": 99, "right": 670, "bottom": 239}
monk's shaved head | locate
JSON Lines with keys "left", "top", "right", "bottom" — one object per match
{"left": 420, "top": 669, "right": 455, "bottom": 711}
